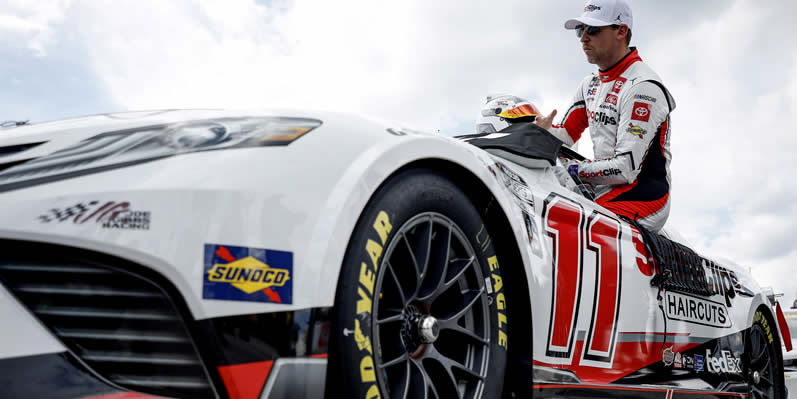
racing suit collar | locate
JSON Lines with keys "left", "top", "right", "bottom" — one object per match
{"left": 599, "top": 47, "right": 641, "bottom": 82}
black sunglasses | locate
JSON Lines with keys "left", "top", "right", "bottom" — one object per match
{"left": 575, "top": 24, "right": 602, "bottom": 38}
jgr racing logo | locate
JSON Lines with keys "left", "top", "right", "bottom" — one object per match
{"left": 585, "top": 4, "right": 601, "bottom": 11}
{"left": 703, "top": 261, "right": 737, "bottom": 307}
{"left": 589, "top": 111, "right": 617, "bottom": 126}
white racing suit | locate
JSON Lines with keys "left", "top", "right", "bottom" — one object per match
{"left": 549, "top": 48, "right": 676, "bottom": 232}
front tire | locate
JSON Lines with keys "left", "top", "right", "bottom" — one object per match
{"left": 327, "top": 169, "right": 508, "bottom": 399}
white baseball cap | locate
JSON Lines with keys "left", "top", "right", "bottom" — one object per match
{"left": 565, "top": 0, "right": 633, "bottom": 31}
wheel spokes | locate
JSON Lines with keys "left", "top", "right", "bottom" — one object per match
{"left": 374, "top": 213, "right": 489, "bottom": 399}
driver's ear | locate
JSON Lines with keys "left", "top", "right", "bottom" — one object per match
{"left": 617, "top": 25, "right": 629, "bottom": 41}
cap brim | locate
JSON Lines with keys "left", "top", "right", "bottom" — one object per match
{"left": 564, "top": 16, "right": 614, "bottom": 29}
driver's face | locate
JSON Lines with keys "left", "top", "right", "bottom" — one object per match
{"left": 579, "top": 25, "right": 616, "bottom": 66}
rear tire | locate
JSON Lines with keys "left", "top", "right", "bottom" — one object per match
{"left": 326, "top": 169, "right": 509, "bottom": 399}
{"left": 746, "top": 309, "right": 786, "bottom": 399}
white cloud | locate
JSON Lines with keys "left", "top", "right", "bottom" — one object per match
{"left": 0, "top": 0, "right": 70, "bottom": 55}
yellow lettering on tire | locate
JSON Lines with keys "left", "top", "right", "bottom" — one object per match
{"left": 499, "top": 330, "right": 508, "bottom": 349}
{"left": 488, "top": 255, "right": 499, "bottom": 271}
{"left": 357, "top": 287, "right": 372, "bottom": 314}
{"left": 496, "top": 293, "right": 506, "bottom": 310}
{"left": 366, "top": 239, "right": 383, "bottom": 271}
{"left": 365, "top": 385, "right": 381, "bottom": 399}
{"left": 360, "top": 355, "right": 376, "bottom": 382}
{"left": 492, "top": 274, "right": 503, "bottom": 292}
{"left": 373, "top": 211, "right": 393, "bottom": 245}
{"left": 359, "top": 262, "right": 375, "bottom": 295}
{"left": 498, "top": 313, "right": 507, "bottom": 329}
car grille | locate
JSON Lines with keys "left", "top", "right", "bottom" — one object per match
{"left": 0, "top": 254, "right": 216, "bottom": 399}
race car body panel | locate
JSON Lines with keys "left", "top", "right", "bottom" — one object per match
{"left": 0, "top": 110, "right": 785, "bottom": 398}
{"left": 0, "top": 110, "right": 532, "bottom": 322}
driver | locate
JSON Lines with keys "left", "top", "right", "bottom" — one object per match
{"left": 535, "top": 0, "right": 676, "bottom": 232}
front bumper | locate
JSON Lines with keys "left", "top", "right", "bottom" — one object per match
{"left": 0, "top": 240, "right": 330, "bottom": 399}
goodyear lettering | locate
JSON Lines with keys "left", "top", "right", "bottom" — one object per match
{"left": 353, "top": 211, "right": 391, "bottom": 399}
{"left": 373, "top": 211, "right": 393, "bottom": 244}
{"left": 356, "top": 287, "right": 372, "bottom": 315}
{"left": 366, "top": 239, "right": 382, "bottom": 271}
{"left": 354, "top": 319, "right": 373, "bottom": 354}
{"left": 360, "top": 262, "right": 376, "bottom": 295}
{"left": 207, "top": 256, "right": 290, "bottom": 294}
{"left": 488, "top": 255, "right": 508, "bottom": 350}
{"left": 360, "top": 355, "right": 377, "bottom": 382}
{"left": 755, "top": 311, "right": 774, "bottom": 344}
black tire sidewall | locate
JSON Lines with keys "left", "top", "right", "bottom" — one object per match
{"left": 327, "top": 169, "right": 508, "bottom": 399}
{"left": 749, "top": 309, "right": 786, "bottom": 398}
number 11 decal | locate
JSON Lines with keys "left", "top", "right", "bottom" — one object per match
{"left": 543, "top": 193, "right": 622, "bottom": 366}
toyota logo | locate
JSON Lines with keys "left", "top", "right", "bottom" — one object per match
{"left": 634, "top": 106, "right": 649, "bottom": 117}
{"left": 614, "top": 81, "right": 624, "bottom": 90}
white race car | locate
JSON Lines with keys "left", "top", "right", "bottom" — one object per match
{"left": 0, "top": 110, "right": 790, "bottom": 399}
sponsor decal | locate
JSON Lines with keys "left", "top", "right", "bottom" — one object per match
{"left": 612, "top": 77, "right": 627, "bottom": 94}
{"left": 704, "top": 349, "right": 742, "bottom": 374}
{"left": 674, "top": 352, "right": 682, "bottom": 369}
{"left": 604, "top": 94, "right": 618, "bottom": 106}
{"left": 589, "top": 76, "right": 600, "bottom": 88}
{"left": 567, "top": 164, "right": 579, "bottom": 178}
{"left": 202, "top": 244, "right": 293, "bottom": 304}
{"left": 631, "top": 102, "right": 651, "bottom": 122}
{"left": 626, "top": 123, "right": 647, "bottom": 139}
{"left": 579, "top": 168, "right": 621, "bottom": 179}
{"left": 587, "top": 88, "right": 597, "bottom": 96}
{"left": 634, "top": 94, "right": 657, "bottom": 103}
{"left": 665, "top": 291, "right": 731, "bottom": 328}
{"left": 703, "top": 260, "right": 738, "bottom": 307}
{"left": 599, "top": 103, "right": 617, "bottom": 111}
{"left": 589, "top": 110, "right": 617, "bottom": 126}
{"left": 662, "top": 347, "right": 674, "bottom": 366}
{"left": 694, "top": 354, "right": 704, "bottom": 371}
{"left": 585, "top": 4, "right": 601, "bottom": 12}
{"left": 38, "top": 200, "right": 151, "bottom": 230}
{"left": 683, "top": 353, "right": 694, "bottom": 369}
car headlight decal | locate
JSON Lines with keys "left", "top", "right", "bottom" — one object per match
{"left": 0, "top": 116, "right": 322, "bottom": 191}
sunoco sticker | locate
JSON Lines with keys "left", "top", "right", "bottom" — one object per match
{"left": 202, "top": 244, "right": 293, "bottom": 304}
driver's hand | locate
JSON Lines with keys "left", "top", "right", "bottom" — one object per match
{"left": 535, "top": 109, "right": 557, "bottom": 131}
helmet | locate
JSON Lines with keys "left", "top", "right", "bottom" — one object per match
{"left": 476, "top": 94, "right": 540, "bottom": 133}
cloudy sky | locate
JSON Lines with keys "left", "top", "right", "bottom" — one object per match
{"left": 2, "top": 1, "right": 796, "bottom": 304}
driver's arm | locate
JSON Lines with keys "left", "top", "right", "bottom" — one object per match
{"left": 564, "top": 81, "right": 670, "bottom": 186}
{"left": 548, "top": 78, "right": 590, "bottom": 146}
